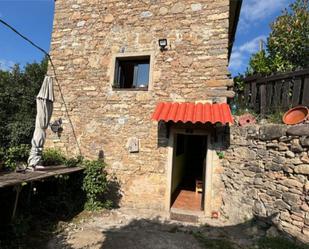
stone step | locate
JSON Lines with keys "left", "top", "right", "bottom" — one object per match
{"left": 170, "top": 211, "right": 199, "bottom": 223}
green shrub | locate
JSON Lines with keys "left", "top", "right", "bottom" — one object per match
{"left": 266, "top": 111, "right": 284, "bottom": 124}
{"left": 234, "top": 107, "right": 258, "bottom": 117}
{"left": 0, "top": 58, "right": 48, "bottom": 148}
{"left": 64, "top": 155, "right": 84, "bottom": 168}
{"left": 42, "top": 148, "right": 65, "bottom": 166}
{"left": 82, "top": 160, "right": 110, "bottom": 210}
{"left": 216, "top": 151, "right": 225, "bottom": 159}
{"left": 3, "top": 144, "right": 30, "bottom": 170}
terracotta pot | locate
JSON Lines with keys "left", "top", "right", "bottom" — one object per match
{"left": 238, "top": 113, "right": 256, "bottom": 126}
{"left": 282, "top": 106, "right": 309, "bottom": 125}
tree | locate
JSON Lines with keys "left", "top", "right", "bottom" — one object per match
{"left": 248, "top": 50, "right": 272, "bottom": 75}
{"left": 268, "top": 0, "right": 309, "bottom": 70}
{"left": 248, "top": 0, "right": 309, "bottom": 75}
{"left": 0, "top": 57, "right": 48, "bottom": 147}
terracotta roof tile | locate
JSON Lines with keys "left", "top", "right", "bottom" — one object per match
{"left": 151, "top": 102, "right": 233, "bottom": 124}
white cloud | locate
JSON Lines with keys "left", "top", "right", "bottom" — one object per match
{"left": 229, "top": 35, "right": 267, "bottom": 72}
{"left": 242, "top": 0, "right": 288, "bottom": 22}
{"left": 238, "top": 35, "right": 267, "bottom": 53}
{"left": 0, "top": 59, "right": 15, "bottom": 71}
{"left": 238, "top": 0, "right": 288, "bottom": 31}
{"left": 229, "top": 51, "right": 244, "bottom": 71}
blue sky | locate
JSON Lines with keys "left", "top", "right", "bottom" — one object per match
{"left": 0, "top": 0, "right": 54, "bottom": 70}
{"left": 229, "top": 0, "right": 294, "bottom": 76}
{"left": 0, "top": 0, "right": 294, "bottom": 75}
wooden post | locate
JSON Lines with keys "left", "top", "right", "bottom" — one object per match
{"left": 292, "top": 78, "right": 302, "bottom": 106}
{"left": 282, "top": 80, "right": 291, "bottom": 110}
{"left": 302, "top": 76, "right": 309, "bottom": 106}
{"left": 273, "top": 81, "right": 282, "bottom": 111}
{"left": 12, "top": 185, "right": 22, "bottom": 221}
{"left": 260, "top": 84, "right": 266, "bottom": 116}
{"left": 244, "top": 82, "right": 250, "bottom": 105}
{"left": 266, "top": 83, "right": 273, "bottom": 113}
{"left": 250, "top": 82, "right": 257, "bottom": 111}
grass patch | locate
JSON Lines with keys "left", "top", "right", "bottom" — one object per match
{"left": 265, "top": 111, "right": 284, "bottom": 124}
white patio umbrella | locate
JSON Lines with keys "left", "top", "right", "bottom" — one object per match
{"left": 27, "top": 76, "right": 54, "bottom": 169}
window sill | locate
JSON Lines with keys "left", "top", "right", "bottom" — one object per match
{"left": 112, "top": 87, "right": 149, "bottom": 91}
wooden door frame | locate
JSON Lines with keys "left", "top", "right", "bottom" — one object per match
{"left": 165, "top": 128, "right": 214, "bottom": 216}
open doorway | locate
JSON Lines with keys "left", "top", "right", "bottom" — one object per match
{"left": 170, "top": 134, "right": 208, "bottom": 212}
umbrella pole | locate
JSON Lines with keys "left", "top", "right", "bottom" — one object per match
{"left": 12, "top": 185, "right": 22, "bottom": 221}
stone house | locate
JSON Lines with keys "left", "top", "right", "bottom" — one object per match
{"left": 47, "top": 0, "right": 242, "bottom": 219}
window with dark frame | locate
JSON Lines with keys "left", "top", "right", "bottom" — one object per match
{"left": 113, "top": 56, "right": 150, "bottom": 90}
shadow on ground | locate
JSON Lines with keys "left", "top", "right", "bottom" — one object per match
{"left": 46, "top": 213, "right": 309, "bottom": 249}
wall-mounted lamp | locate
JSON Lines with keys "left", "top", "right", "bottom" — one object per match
{"left": 158, "top": 39, "right": 168, "bottom": 51}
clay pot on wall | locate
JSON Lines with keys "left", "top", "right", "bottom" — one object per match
{"left": 282, "top": 106, "right": 309, "bottom": 125}
{"left": 238, "top": 113, "right": 256, "bottom": 126}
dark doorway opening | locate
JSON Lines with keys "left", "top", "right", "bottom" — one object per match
{"left": 171, "top": 134, "right": 207, "bottom": 212}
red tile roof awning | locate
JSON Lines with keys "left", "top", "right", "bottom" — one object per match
{"left": 151, "top": 102, "right": 233, "bottom": 124}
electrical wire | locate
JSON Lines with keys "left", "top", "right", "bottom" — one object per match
{"left": 0, "top": 19, "right": 50, "bottom": 58}
{"left": 0, "top": 18, "right": 82, "bottom": 155}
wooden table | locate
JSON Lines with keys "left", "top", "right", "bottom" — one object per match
{"left": 0, "top": 165, "right": 84, "bottom": 219}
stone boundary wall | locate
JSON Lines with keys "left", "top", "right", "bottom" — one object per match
{"left": 221, "top": 123, "right": 309, "bottom": 243}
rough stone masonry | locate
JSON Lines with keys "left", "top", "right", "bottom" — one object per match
{"left": 46, "top": 0, "right": 234, "bottom": 211}
{"left": 221, "top": 123, "right": 309, "bottom": 243}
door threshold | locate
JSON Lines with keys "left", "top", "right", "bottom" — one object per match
{"left": 170, "top": 208, "right": 204, "bottom": 223}
{"left": 171, "top": 207, "right": 204, "bottom": 216}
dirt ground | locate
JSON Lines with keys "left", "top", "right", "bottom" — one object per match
{"left": 42, "top": 209, "right": 307, "bottom": 249}
{"left": 46, "top": 209, "right": 200, "bottom": 249}
{"left": 45, "top": 208, "right": 275, "bottom": 249}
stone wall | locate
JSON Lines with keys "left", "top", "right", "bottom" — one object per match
{"left": 221, "top": 123, "right": 309, "bottom": 243}
{"left": 46, "top": 0, "right": 233, "bottom": 210}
